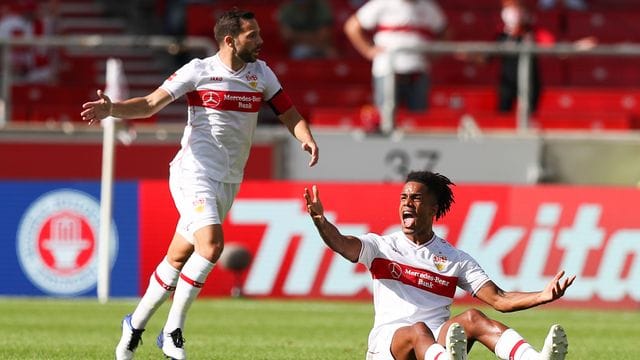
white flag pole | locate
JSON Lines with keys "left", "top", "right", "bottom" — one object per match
{"left": 98, "top": 58, "right": 128, "bottom": 304}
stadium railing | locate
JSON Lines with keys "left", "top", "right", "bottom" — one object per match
{"left": 2, "top": 36, "right": 640, "bottom": 134}
{"left": 382, "top": 41, "right": 640, "bottom": 134}
{"left": 0, "top": 35, "right": 217, "bottom": 127}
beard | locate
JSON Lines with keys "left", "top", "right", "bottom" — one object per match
{"left": 236, "top": 47, "right": 259, "bottom": 63}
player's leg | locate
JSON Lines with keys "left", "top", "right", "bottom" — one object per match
{"left": 498, "top": 81, "right": 516, "bottom": 112}
{"left": 405, "top": 73, "right": 429, "bottom": 112}
{"left": 134, "top": 233, "right": 193, "bottom": 326}
{"left": 440, "top": 309, "right": 568, "bottom": 360}
{"left": 390, "top": 323, "right": 436, "bottom": 360}
{"left": 388, "top": 322, "right": 464, "bottom": 360}
{"left": 158, "top": 182, "right": 238, "bottom": 359}
{"left": 158, "top": 225, "right": 221, "bottom": 360}
{"left": 115, "top": 233, "right": 193, "bottom": 360}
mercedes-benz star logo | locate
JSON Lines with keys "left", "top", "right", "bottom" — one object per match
{"left": 389, "top": 262, "right": 402, "bottom": 279}
{"left": 202, "top": 91, "right": 220, "bottom": 106}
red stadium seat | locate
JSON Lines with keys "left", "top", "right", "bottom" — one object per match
{"left": 270, "top": 58, "right": 371, "bottom": 87}
{"left": 565, "top": 58, "right": 640, "bottom": 87}
{"left": 430, "top": 86, "right": 497, "bottom": 112}
{"left": 533, "top": 112, "right": 631, "bottom": 130}
{"left": 446, "top": 9, "right": 502, "bottom": 41}
{"left": 431, "top": 57, "right": 498, "bottom": 86}
{"left": 309, "top": 107, "right": 362, "bottom": 128}
{"left": 539, "top": 88, "right": 640, "bottom": 113}
{"left": 288, "top": 85, "right": 371, "bottom": 108}
{"left": 565, "top": 11, "right": 640, "bottom": 43}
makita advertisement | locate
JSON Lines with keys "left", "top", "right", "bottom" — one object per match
{"left": 2, "top": 181, "right": 639, "bottom": 308}
{"left": 140, "top": 181, "right": 640, "bottom": 308}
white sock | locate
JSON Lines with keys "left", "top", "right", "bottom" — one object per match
{"left": 495, "top": 329, "right": 539, "bottom": 360}
{"left": 130, "top": 257, "right": 180, "bottom": 329}
{"left": 164, "top": 253, "right": 214, "bottom": 332}
{"left": 424, "top": 343, "right": 447, "bottom": 360}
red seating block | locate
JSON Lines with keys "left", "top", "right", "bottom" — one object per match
{"left": 432, "top": 57, "right": 498, "bottom": 85}
{"left": 270, "top": 58, "right": 371, "bottom": 87}
{"left": 565, "top": 11, "right": 640, "bottom": 43}
{"left": 446, "top": 10, "right": 502, "bottom": 41}
{"left": 565, "top": 58, "right": 640, "bottom": 87}
{"left": 430, "top": 86, "right": 497, "bottom": 112}
{"left": 539, "top": 88, "right": 640, "bottom": 113}
{"left": 288, "top": 85, "right": 371, "bottom": 108}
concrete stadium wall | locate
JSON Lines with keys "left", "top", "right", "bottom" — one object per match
{"left": 542, "top": 134, "right": 640, "bottom": 186}
{"left": 1, "top": 125, "right": 640, "bottom": 185}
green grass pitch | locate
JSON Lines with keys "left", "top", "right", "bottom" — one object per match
{"left": 0, "top": 297, "right": 637, "bottom": 359}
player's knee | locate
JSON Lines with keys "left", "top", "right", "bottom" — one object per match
{"left": 194, "top": 225, "right": 225, "bottom": 261}
{"left": 460, "top": 308, "right": 489, "bottom": 325}
{"left": 410, "top": 322, "right": 434, "bottom": 340}
{"left": 166, "top": 252, "right": 190, "bottom": 269}
{"left": 198, "top": 240, "right": 224, "bottom": 262}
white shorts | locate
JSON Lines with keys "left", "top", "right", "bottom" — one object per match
{"left": 169, "top": 166, "right": 240, "bottom": 244}
{"left": 366, "top": 322, "right": 444, "bottom": 360}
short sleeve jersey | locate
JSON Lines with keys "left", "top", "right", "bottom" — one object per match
{"left": 355, "top": 0, "right": 447, "bottom": 76}
{"left": 160, "top": 54, "right": 283, "bottom": 183}
{"left": 358, "top": 231, "right": 490, "bottom": 332}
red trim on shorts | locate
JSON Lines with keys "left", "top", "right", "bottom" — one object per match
{"left": 180, "top": 273, "right": 204, "bottom": 288}
{"left": 154, "top": 271, "right": 176, "bottom": 291}
{"left": 370, "top": 258, "right": 458, "bottom": 298}
{"left": 509, "top": 339, "right": 526, "bottom": 360}
{"left": 267, "top": 89, "right": 293, "bottom": 115}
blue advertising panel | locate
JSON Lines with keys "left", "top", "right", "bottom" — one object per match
{"left": 0, "top": 181, "right": 139, "bottom": 297}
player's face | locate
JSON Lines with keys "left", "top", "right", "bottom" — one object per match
{"left": 399, "top": 181, "right": 437, "bottom": 239}
{"left": 233, "top": 18, "right": 263, "bottom": 63}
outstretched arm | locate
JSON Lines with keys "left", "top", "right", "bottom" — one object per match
{"left": 81, "top": 88, "right": 173, "bottom": 124}
{"left": 279, "top": 107, "right": 319, "bottom": 167}
{"left": 304, "top": 185, "right": 362, "bottom": 262}
{"left": 475, "top": 271, "right": 576, "bottom": 313}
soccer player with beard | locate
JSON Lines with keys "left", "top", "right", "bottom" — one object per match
{"left": 304, "top": 171, "right": 575, "bottom": 360}
{"left": 82, "top": 8, "right": 319, "bottom": 360}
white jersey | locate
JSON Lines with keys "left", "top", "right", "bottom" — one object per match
{"left": 355, "top": 0, "right": 447, "bottom": 76}
{"left": 358, "top": 231, "right": 490, "bottom": 333}
{"left": 160, "top": 54, "right": 283, "bottom": 183}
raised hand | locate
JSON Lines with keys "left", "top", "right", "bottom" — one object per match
{"left": 541, "top": 270, "right": 576, "bottom": 303}
{"left": 301, "top": 140, "right": 319, "bottom": 167}
{"left": 304, "top": 185, "right": 323, "bottom": 218}
{"left": 81, "top": 89, "right": 113, "bottom": 125}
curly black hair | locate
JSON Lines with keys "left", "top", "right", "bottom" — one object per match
{"left": 214, "top": 8, "right": 255, "bottom": 45}
{"left": 405, "top": 171, "right": 455, "bottom": 220}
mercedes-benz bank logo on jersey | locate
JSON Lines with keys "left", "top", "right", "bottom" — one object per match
{"left": 389, "top": 262, "right": 403, "bottom": 279}
{"left": 202, "top": 91, "right": 221, "bottom": 107}
{"left": 16, "top": 189, "right": 118, "bottom": 296}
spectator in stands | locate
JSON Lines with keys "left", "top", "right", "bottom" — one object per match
{"left": 495, "top": 0, "right": 596, "bottom": 113}
{"left": 0, "top": 1, "right": 59, "bottom": 84}
{"left": 495, "top": 0, "right": 543, "bottom": 113}
{"left": 27, "top": 0, "right": 59, "bottom": 83}
{"left": 0, "top": 3, "right": 34, "bottom": 80}
{"left": 344, "top": 0, "right": 448, "bottom": 124}
{"left": 277, "top": 0, "right": 337, "bottom": 59}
